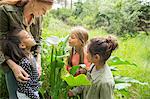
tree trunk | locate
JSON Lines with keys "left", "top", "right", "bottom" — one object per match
{"left": 65, "top": 0, "right": 67, "bottom": 8}
{"left": 71, "top": 0, "right": 72, "bottom": 9}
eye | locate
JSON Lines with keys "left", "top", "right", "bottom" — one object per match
{"left": 71, "top": 35, "right": 76, "bottom": 39}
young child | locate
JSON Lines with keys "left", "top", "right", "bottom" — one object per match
{"left": 66, "top": 26, "right": 91, "bottom": 76}
{"left": 68, "top": 36, "right": 118, "bottom": 99}
{"left": 2, "top": 28, "right": 40, "bottom": 99}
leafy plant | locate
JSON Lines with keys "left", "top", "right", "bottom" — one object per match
{"left": 40, "top": 35, "right": 69, "bottom": 99}
{"left": 62, "top": 74, "right": 91, "bottom": 87}
{"left": 0, "top": 70, "right": 8, "bottom": 98}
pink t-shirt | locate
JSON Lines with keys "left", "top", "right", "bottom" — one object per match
{"left": 66, "top": 52, "right": 91, "bottom": 71}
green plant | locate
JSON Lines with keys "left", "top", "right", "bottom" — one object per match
{"left": 0, "top": 69, "right": 9, "bottom": 98}
{"left": 40, "top": 35, "right": 70, "bottom": 99}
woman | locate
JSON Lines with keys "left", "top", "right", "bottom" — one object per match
{"left": 0, "top": 0, "right": 53, "bottom": 98}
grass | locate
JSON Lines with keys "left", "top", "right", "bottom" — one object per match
{"left": 113, "top": 35, "right": 150, "bottom": 98}
{"left": 42, "top": 16, "right": 150, "bottom": 98}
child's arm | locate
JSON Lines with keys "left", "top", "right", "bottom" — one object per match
{"left": 35, "top": 46, "right": 42, "bottom": 78}
{"left": 99, "top": 82, "right": 114, "bottom": 99}
{"left": 17, "top": 58, "right": 39, "bottom": 99}
{"left": 36, "top": 53, "right": 42, "bottom": 77}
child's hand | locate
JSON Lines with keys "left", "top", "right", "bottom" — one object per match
{"left": 75, "top": 68, "right": 87, "bottom": 76}
{"left": 68, "top": 90, "right": 74, "bottom": 97}
{"left": 79, "top": 68, "right": 87, "bottom": 74}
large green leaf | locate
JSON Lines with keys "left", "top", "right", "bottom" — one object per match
{"left": 62, "top": 74, "right": 92, "bottom": 87}
{"left": 70, "top": 66, "right": 80, "bottom": 76}
{"left": 108, "top": 56, "right": 137, "bottom": 66}
{"left": 110, "top": 66, "right": 118, "bottom": 71}
{"left": 115, "top": 76, "right": 148, "bottom": 85}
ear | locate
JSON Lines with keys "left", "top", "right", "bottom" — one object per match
{"left": 93, "top": 54, "right": 100, "bottom": 62}
{"left": 19, "top": 42, "right": 26, "bottom": 49}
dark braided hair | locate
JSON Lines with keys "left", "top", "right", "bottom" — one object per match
{"left": 87, "top": 36, "right": 118, "bottom": 64}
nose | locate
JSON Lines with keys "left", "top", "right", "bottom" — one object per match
{"left": 69, "top": 37, "right": 71, "bottom": 42}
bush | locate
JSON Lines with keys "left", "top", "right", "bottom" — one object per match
{"left": 0, "top": 69, "right": 8, "bottom": 98}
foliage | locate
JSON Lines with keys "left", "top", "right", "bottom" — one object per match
{"left": 40, "top": 36, "right": 69, "bottom": 99}
{"left": 108, "top": 56, "right": 137, "bottom": 66}
{"left": 52, "top": 0, "right": 149, "bottom": 36}
{"left": 52, "top": 8, "right": 73, "bottom": 23}
{"left": 41, "top": 15, "right": 150, "bottom": 98}
{"left": 0, "top": 70, "right": 8, "bottom": 98}
{"left": 137, "top": 2, "right": 150, "bottom": 35}
{"left": 40, "top": 33, "right": 149, "bottom": 98}
{"left": 62, "top": 74, "right": 91, "bottom": 87}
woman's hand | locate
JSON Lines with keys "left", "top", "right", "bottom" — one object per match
{"left": 12, "top": 65, "right": 30, "bottom": 83}
{"left": 6, "top": 59, "right": 30, "bottom": 83}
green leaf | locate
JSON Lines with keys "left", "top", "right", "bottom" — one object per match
{"left": 108, "top": 56, "right": 137, "bottom": 66}
{"left": 70, "top": 66, "right": 80, "bottom": 76}
{"left": 115, "top": 83, "right": 131, "bottom": 90}
{"left": 55, "top": 53, "right": 69, "bottom": 59}
{"left": 115, "top": 76, "right": 148, "bottom": 85}
{"left": 51, "top": 60, "right": 65, "bottom": 68}
{"left": 62, "top": 74, "right": 92, "bottom": 87}
{"left": 110, "top": 66, "right": 118, "bottom": 71}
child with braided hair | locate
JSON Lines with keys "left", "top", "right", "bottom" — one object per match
{"left": 68, "top": 35, "right": 118, "bottom": 99}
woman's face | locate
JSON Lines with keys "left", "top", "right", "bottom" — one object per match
{"left": 18, "top": 30, "right": 36, "bottom": 48}
{"left": 69, "top": 33, "right": 81, "bottom": 47}
{"left": 33, "top": 2, "right": 52, "bottom": 16}
{"left": 24, "top": 1, "right": 52, "bottom": 17}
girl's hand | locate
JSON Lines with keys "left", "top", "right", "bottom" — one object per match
{"left": 75, "top": 68, "right": 87, "bottom": 76}
{"left": 68, "top": 90, "right": 74, "bottom": 97}
{"left": 79, "top": 68, "right": 87, "bottom": 74}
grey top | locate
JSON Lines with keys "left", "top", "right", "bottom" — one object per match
{"left": 71, "top": 64, "right": 115, "bottom": 99}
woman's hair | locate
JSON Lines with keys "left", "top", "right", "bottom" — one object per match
{"left": 0, "top": 0, "right": 20, "bottom": 5}
{"left": 68, "top": 26, "right": 89, "bottom": 66}
{"left": 87, "top": 35, "right": 118, "bottom": 64}
{"left": 2, "top": 28, "right": 26, "bottom": 62}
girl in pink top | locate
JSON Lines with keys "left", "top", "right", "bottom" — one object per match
{"left": 66, "top": 26, "right": 91, "bottom": 76}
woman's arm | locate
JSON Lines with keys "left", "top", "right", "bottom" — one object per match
{"left": 6, "top": 59, "right": 30, "bottom": 83}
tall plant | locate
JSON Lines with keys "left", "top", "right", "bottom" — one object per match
{"left": 40, "top": 36, "right": 69, "bottom": 99}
